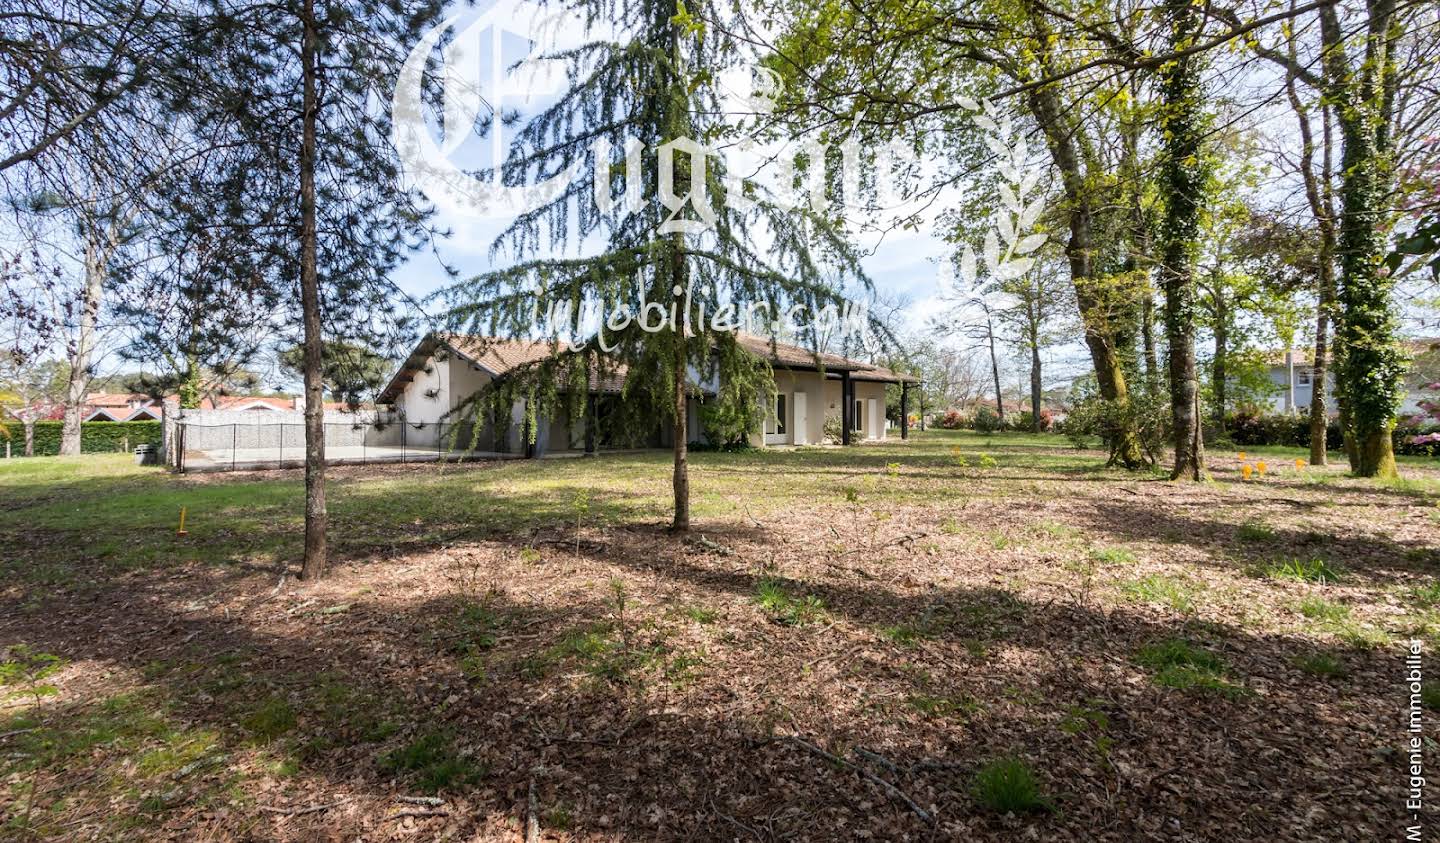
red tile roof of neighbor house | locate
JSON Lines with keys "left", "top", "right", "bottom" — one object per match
{"left": 378, "top": 332, "right": 918, "bottom": 405}
{"left": 84, "top": 392, "right": 155, "bottom": 408}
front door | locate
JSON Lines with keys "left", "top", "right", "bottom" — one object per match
{"left": 764, "top": 392, "right": 790, "bottom": 445}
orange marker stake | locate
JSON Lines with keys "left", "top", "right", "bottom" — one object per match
{"left": 1295, "top": 458, "right": 1305, "bottom": 471}
{"left": 1238, "top": 451, "right": 1247, "bottom": 461}
{"left": 1241, "top": 464, "right": 1253, "bottom": 479}
{"left": 177, "top": 507, "right": 188, "bottom": 536}
{"left": 1256, "top": 461, "right": 1268, "bottom": 476}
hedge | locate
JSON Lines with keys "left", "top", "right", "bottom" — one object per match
{"left": 1218, "top": 411, "right": 1439, "bottom": 458}
{"left": 1, "top": 421, "right": 163, "bottom": 457}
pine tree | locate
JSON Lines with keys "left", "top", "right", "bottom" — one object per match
{"left": 166, "top": 0, "right": 446, "bottom": 576}
{"left": 440, "top": 0, "right": 872, "bottom": 531}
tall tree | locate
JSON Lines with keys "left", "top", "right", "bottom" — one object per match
{"left": 171, "top": 0, "right": 445, "bottom": 577}
{"left": 1156, "top": 0, "right": 1211, "bottom": 481}
{"left": 1234, "top": 0, "right": 1437, "bottom": 477}
{"left": 761, "top": 0, "right": 1161, "bottom": 466}
{"left": 440, "top": 0, "right": 871, "bottom": 532}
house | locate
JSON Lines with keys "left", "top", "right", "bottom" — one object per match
{"left": 375, "top": 333, "right": 919, "bottom": 453}
{"left": 1261, "top": 339, "right": 1439, "bottom": 418}
{"left": 82, "top": 393, "right": 164, "bottom": 422}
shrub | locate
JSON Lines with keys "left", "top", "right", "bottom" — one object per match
{"left": 937, "top": 409, "right": 966, "bottom": 429}
{"left": 972, "top": 757, "right": 1048, "bottom": 814}
{"left": 1, "top": 420, "right": 163, "bottom": 456}
{"left": 1061, "top": 376, "right": 1168, "bottom": 464}
{"left": 1011, "top": 409, "right": 1055, "bottom": 432}
{"left": 971, "top": 405, "right": 1002, "bottom": 434}
{"left": 822, "top": 415, "right": 844, "bottom": 444}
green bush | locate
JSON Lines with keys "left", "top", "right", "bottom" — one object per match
{"left": 971, "top": 405, "right": 1002, "bottom": 434}
{"left": 2, "top": 421, "right": 162, "bottom": 456}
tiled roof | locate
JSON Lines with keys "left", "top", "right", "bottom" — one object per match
{"left": 378, "top": 331, "right": 918, "bottom": 404}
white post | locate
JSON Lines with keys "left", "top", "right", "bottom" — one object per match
{"left": 1284, "top": 349, "right": 1296, "bottom": 413}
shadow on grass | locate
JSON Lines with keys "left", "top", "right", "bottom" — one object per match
{"left": 0, "top": 515, "right": 1399, "bottom": 838}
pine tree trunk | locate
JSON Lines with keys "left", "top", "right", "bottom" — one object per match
{"left": 298, "top": 0, "right": 328, "bottom": 579}
{"left": 1159, "top": 0, "right": 1207, "bottom": 481}
{"left": 60, "top": 232, "right": 104, "bottom": 456}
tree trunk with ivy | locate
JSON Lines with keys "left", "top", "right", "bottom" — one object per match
{"left": 1318, "top": 0, "right": 1403, "bottom": 478}
{"left": 1156, "top": 0, "right": 1209, "bottom": 481}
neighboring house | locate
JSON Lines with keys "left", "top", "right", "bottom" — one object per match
{"left": 1260, "top": 339, "right": 1439, "bottom": 418}
{"left": 82, "top": 391, "right": 346, "bottom": 421}
{"left": 82, "top": 393, "right": 164, "bottom": 422}
{"left": 376, "top": 333, "right": 919, "bottom": 453}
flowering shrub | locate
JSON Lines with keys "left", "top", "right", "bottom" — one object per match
{"left": 1410, "top": 381, "right": 1440, "bottom": 448}
{"left": 937, "top": 409, "right": 966, "bottom": 429}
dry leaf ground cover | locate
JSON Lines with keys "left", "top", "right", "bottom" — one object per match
{"left": 1, "top": 430, "right": 1439, "bottom": 841}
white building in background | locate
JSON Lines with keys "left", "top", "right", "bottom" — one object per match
{"left": 376, "top": 332, "right": 919, "bottom": 454}
{"left": 1261, "top": 339, "right": 1438, "bottom": 418}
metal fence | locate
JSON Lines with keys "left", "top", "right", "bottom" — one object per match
{"left": 173, "top": 418, "right": 519, "bottom": 473}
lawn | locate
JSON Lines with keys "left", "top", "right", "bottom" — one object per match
{"left": 1, "top": 431, "right": 1438, "bottom": 840}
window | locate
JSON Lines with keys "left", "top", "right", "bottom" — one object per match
{"left": 1295, "top": 367, "right": 1313, "bottom": 386}
{"left": 853, "top": 399, "right": 863, "bottom": 432}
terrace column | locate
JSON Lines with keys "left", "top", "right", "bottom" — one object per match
{"left": 900, "top": 382, "right": 909, "bottom": 440}
{"left": 841, "top": 371, "right": 852, "bottom": 446}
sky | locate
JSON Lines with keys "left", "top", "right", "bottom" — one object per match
{"left": 382, "top": 0, "right": 1064, "bottom": 381}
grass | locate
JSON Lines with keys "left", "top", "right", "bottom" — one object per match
{"left": 1236, "top": 520, "right": 1276, "bottom": 542}
{"left": 1292, "top": 652, "right": 1347, "bottom": 678}
{"left": 378, "top": 732, "right": 484, "bottom": 793}
{"left": 2, "top": 432, "right": 1437, "bottom": 836}
{"left": 240, "top": 696, "right": 297, "bottom": 743}
{"left": 1120, "top": 574, "right": 1200, "bottom": 614}
{"left": 972, "top": 757, "right": 1048, "bottom": 814}
{"left": 1297, "top": 597, "right": 1350, "bottom": 623}
{"left": 1262, "top": 557, "right": 1343, "bottom": 584}
{"left": 753, "top": 577, "right": 828, "bottom": 626}
{"left": 1090, "top": 546, "right": 1137, "bottom": 565}
{"left": 1135, "top": 639, "right": 1246, "bottom": 698}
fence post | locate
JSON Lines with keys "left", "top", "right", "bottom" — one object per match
{"left": 231, "top": 424, "right": 237, "bottom": 471}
